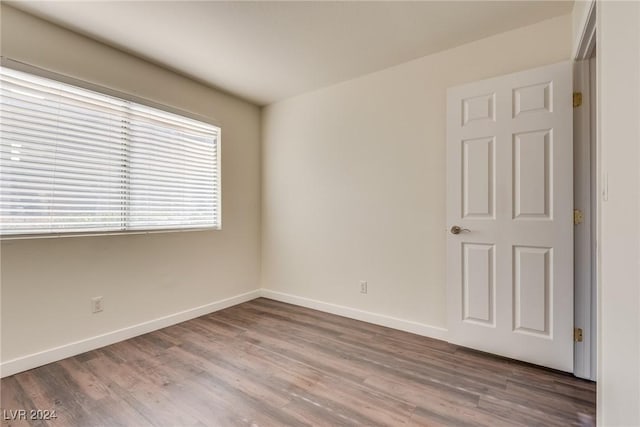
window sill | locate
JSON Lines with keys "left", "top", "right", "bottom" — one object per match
{"left": 0, "top": 226, "right": 221, "bottom": 241}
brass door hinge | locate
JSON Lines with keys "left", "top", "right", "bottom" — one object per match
{"left": 573, "top": 92, "right": 583, "bottom": 108}
{"left": 574, "top": 328, "right": 584, "bottom": 342}
{"left": 574, "top": 209, "right": 584, "bottom": 225}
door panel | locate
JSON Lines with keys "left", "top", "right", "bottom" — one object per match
{"left": 513, "top": 130, "right": 551, "bottom": 219}
{"left": 462, "top": 243, "right": 495, "bottom": 326}
{"left": 462, "top": 137, "right": 495, "bottom": 219}
{"left": 446, "top": 61, "right": 573, "bottom": 372}
{"left": 513, "top": 245, "right": 551, "bottom": 336}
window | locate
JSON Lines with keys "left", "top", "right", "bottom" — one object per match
{"left": 0, "top": 66, "right": 221, "bottom": 237}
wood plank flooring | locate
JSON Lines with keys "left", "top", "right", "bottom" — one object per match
{"left": 1, "top": 298, "right": 596, "bottom": 426}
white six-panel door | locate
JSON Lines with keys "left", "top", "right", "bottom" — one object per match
{"left": 446, "top": 62, "right": 573, "bottom": 372}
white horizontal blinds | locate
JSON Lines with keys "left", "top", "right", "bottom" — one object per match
{"left": 0, "top": 65, "right": 220, "bottom": 236}
{"left": 127, "top": 104, "right": 219, "bottom": 230}
{"left": 0, "top": 67, "right": 129, "bottom": 235}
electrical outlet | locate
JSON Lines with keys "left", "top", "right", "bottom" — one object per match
{"left": 91, "top": 296, "right": 104, "bottom": 313}
{"left": 360, "top": 281, "right": 368, "bottom": 294}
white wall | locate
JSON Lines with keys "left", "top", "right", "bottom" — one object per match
{"left": 597, "top": 1, "right": 640, "bottom": 425}
{"left": 0, "top": 6, "right": 261, "bottom": 368}
{"left": 261, "top": 15, "right": 572, "bottom": 331}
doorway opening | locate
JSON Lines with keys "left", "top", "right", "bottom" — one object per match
{"left": 573, "top": 0, "right": 597, "bottom": 381}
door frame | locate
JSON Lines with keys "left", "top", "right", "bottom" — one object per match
{"left": 573, "top": 0, "right": 597, "bottom": 381}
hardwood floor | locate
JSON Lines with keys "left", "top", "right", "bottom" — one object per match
{"left": 1, "top": 298, "right": 596, "bottom": 426}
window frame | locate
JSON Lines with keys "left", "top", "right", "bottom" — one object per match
{"left": 0, "top": 57, "right": 222, "bottom": 240}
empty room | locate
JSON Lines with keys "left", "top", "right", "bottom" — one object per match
{"left": 1, "top": 0, "right": 638, "bottom": 426}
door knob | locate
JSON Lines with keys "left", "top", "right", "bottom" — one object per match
{"left": 450, "top": 225, "right": 471, "bottom": 235}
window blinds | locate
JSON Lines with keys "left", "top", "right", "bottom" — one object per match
{"left": 0, "top": 66, "right": 220, "bottom": 236}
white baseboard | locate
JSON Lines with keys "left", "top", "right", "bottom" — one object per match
{"left": 259, "top": 289, "right": 448, "bottom": 341}
{"left": 0, "top": 289, "right": 261, "bottom": 378}
{"left": 2, "top": 288, "right": 448, "bottom": 378}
